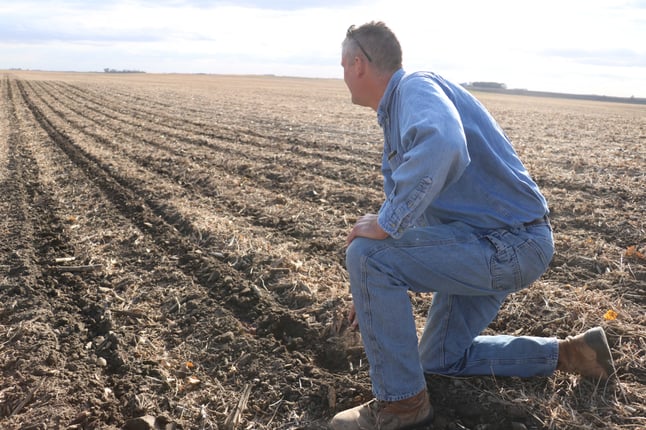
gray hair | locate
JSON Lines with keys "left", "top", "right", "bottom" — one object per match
{"left": 343, "top": 21, "right": 402, "bottom": 74}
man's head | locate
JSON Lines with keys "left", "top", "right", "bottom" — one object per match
{"left": 341, "top": 21, "right": 402, "bottom": 109}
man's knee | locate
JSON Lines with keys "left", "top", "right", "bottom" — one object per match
{"left": 421, "top": 357, "right": 467, "bottom": 376}
{"left": 420, "top": 339, "right": 470, "bottom": 377}
{"left": 345, "top": 237, "right": 373, "bottom": 270}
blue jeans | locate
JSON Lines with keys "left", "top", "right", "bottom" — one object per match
{"left": 345, "top": 221, "right": 558, "bottom": 402}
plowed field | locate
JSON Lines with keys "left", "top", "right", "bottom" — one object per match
{"left": 1, "top": 71, "right": 644, "bottom": 430}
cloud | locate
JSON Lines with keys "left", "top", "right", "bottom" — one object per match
{"left": 0, "top": 22, "right": 165, "bottom": 44}
{"left": 0, "top": 1, "right": 165, "bottom": 44}
{"left": 0, "top": 1, "right": 350, "bottom": 50}
{"left": 0, "top": 0, "right": 644, "bottom": 97}
{"left": 198, "top": 0, "right": 364, "bottom": 9}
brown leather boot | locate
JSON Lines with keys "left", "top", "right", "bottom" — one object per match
{"left": 557, "top": 326, "right": 614, "bottom": 379}
{"left": 329, "top": 389, "right": 433, "bottom": 430}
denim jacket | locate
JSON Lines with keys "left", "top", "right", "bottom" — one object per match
{"left": 376, "top": 69, "right": 548, "bottom": 239}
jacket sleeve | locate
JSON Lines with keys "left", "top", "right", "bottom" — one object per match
{"left": 378, "top": 76, "right": 470, "bottom": 238}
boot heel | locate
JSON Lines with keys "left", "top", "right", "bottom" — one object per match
{"left": 583, "top": 327, "right": 614, "bottom": 376}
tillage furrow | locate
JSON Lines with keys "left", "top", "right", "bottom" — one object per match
{"left": 24, "top": 80, "right": 360, "bottom": 251}
{"left": 44, "top": 80, "right": 380, "bottom": 187}
{"left": 15, "top": 79, "right": 327, "bottom": 331}
{"left": 0, "top": 78, "right": 74, "bottom": 286}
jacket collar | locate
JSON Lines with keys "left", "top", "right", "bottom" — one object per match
{"left": 377, "top": 68, "right": 405, "bottom": 127}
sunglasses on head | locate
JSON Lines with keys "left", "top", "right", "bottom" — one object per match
{"left": 347, "top": 25, "right": 372, "bottom": 62}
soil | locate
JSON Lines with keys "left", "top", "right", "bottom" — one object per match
{"left": 0, "top": 71, "right": 644, "bottom": 430}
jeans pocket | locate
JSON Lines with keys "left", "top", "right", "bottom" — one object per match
{"left": 487, "top": 233, "right": 550, "bottom": 292}
{"left": 515, "top": 239, "right": 551, "bottom": 287}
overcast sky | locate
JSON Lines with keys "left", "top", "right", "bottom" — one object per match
{"left": 1, "top": 0, "right": 645, "bottom": 98}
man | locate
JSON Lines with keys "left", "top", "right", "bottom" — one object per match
{"left": 331, "top": 21, "right": 615, "bottom": 430}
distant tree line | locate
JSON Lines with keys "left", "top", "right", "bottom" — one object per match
{"left": 465, "top": 82, "right": 507, "bottom": 89}
{"left": 103, "top": 68, "right": 145, "bottom": 74}
{"left": 461, "top": 81, "right": 645, "bottom": 105}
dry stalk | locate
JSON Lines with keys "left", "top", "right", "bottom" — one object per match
{"left": 10, "top": 378, "right": 46, "bottom": 417}
{"left": 224, "top": 383, "right": 252, "bottom": 430}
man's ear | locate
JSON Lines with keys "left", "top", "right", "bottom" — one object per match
{"left": 355, "top": 56, "right": 368, "bottom": 77}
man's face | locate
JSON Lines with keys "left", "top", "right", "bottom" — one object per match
{"left": 341, "top": 54, "right": 353, "bottom": 97}
{"left": 341, "top": 53, "right": 361, "bottom": 106}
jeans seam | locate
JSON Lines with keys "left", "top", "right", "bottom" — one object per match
{"left": 359, "top": 253, "right": 386, "bottom": 397}
{"left": 437, "top": 294, "right": 452, "bottom": 370}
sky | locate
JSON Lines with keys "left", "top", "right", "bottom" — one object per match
{"left": 1, "top": 0, "right": 645, "bottom": 98}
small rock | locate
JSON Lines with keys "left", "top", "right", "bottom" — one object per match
{"left": 96, "top": 357, "right": 108, "bottom": 367}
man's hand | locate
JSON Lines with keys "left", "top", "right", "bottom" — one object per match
{"left": 346, "top": 213, "right": 389, "bottom": 246}
{"left": 347, "top": 302, "right": 359, "bottom": 331}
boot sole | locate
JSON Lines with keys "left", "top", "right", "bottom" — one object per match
{"left": 583, "top": 327, "right": 615, "bottom": 379}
